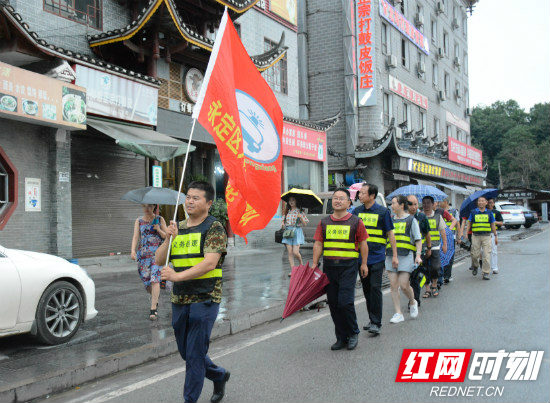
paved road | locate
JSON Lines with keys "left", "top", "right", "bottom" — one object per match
{"left": 38, "top": 228, "right": 549, "bottom": 403}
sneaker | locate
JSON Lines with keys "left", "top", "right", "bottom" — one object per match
{"left": 409, "top": 301, "right": 419, "bottom": 319}
{"left": 363, "top": 322, "right": 373, "bottom": 331}
{"left": 472, "top": 267, "right": 478, "bottom": 276}
{"left": 482, "top": 273, "right": 490, "bottom": 280}
{"left": 492, "top": 269, "right": 499, "bottom": 274}
{"left": 390, "top": 313, "right": 404, "bottom": 323}
{"left": 367, "top": 324, "right": 380, "bottom": 335}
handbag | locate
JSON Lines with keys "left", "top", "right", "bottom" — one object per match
{"left": 283, "top": 228, "right": 296, "bottom": 239}
{"left": 275, "top": 228, "right": 285, "bottom": 244}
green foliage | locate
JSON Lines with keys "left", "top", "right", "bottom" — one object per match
{"left": 470, "top": 100, "right": 550, "bottom": 189}
{"left": 209, "top": 199, "right": 228, "bottom": 227}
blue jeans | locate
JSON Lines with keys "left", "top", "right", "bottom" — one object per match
{"left": 172, "top": 301, "right": 226, "bottom": 403}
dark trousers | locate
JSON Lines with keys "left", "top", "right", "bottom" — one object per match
{"left": 426, "top": 250, "right": 441, "bottom": 282}
{"left": 410, "top": 266, "right": 423, "bottom": 307}
{"left": 360, "top": 261, "right": 384, "bottom": 327}
{"left": 443, "top": 252, "right": 455, "bottom": 280}
{"left": 324, "top": 260, "right": 360, "bottom": 342}
{"left": 172, "top": 301, "right": 226, "bottom": 403}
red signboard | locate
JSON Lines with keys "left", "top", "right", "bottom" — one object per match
{"left": 282, "top": 122, "right": 326, "bottom": 162}
{"left": 448, "top": 137, "right": 483, "bottom": 170}
{"left": 389, "top": 75, "right": 428, "bottom": 110}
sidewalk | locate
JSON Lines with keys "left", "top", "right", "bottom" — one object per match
{"left": 0, "top": 239, "right": 480, "bottom": 403}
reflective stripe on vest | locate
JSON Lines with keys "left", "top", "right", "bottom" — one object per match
{"left": 428, "top": 218, "right": 441, "bottom": 244}
{"left": 472, "top": 213, "right": 491, "bottom": 233}
{"left": 358, "top": 212, "right": 386, "bottom": 244}
{"left": 322, "top": 220, "right": 360, "bottom": 258}
{"left": 386, "top": 219, "right": 416, "bottom": 253}
{"left": 445, "top": 220, "right": 456, "bottom": 232}
{"left": 171, "top": 233, "right": 222, "bottom": 280}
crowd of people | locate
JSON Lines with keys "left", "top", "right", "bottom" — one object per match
{"left": 309, "top": 183, "right": 500, "bottom": 351}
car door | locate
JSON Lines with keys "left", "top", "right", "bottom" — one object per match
{"left": 0, "top": 247, "right": 22, "bottom": 330}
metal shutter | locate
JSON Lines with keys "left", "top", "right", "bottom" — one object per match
{"left": 71, "top": 134, "right": 146, "bottom": 257}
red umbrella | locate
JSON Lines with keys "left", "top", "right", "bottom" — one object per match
{"left": 282, "top": 263, "right": 330, "bottom": 319}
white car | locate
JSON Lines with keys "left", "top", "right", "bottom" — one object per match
{"left": 0, "top": 245, "right": 97, "bottom": 345}
{"left": 495, "top": 202, "right": 526, "bottom": 229}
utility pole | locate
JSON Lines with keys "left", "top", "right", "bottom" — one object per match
{"left": 498, "top": 161, "right": 504, "bottom": 189}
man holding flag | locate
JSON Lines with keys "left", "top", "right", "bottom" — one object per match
{"left": 157, "top": 7, "right": 284, "bottom": 403}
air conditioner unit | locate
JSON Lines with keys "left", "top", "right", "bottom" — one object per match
{"left": 452, "top": 18, "right": 460, "bottom": 29}
{"left": 417, "top": 61, "right": 426, "bottom": 74}
{"left": 437, "top": 48, "right": 444, "bottom": 59}
{"left": 436, "top": 1, "right": 444, "bottom": 14}
{"left": 387, "top": 54, "right": 397, "bottom": 68}
{"left": 415, "top": 13, "right": 424, "bottom": 27}
{"left": 466, "top": 107, "right": 472, "bottom": 116}
{"left": 455, "top": 89, "right": 462, "bottom": 99}
{"left": 453, "top": 57, "right": 461, "bottom": 68}
{"left": 438, "top": 90, "right": 446, "bottom": 101}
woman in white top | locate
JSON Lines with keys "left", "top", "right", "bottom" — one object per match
{"left": 281, "top": 197, "right": 309, "bottom": 276}
{"left": 386, "top": 195, "right": 423, "bottom": 324}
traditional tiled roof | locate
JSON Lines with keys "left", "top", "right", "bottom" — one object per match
{"left": 212, "top": 0, "right": 260, "bottom": 13}
{"left": 0, "top": 5, "right": 160, "bottom": 86}
{"left": 87, "top": 0, "right": 287, "bottom": 71}
{"left": 284, "top": 112, "right": 342, "bottom": 132}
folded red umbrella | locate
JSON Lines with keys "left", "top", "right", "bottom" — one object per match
{"left": 282, "top": 262, "right": 330, "bottom": 319}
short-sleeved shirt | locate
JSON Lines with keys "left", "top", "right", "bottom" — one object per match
{"left": 468, "top": 208, "right": 495, "bottom": 235}
{"left": 171, "top": 219, "right": 227, "bottom": 305}
{"left": 283, "top": 208, "right": 309, "bottom": 227}
{"left": 314, "top": 213, "right": 369, "bottom": 249}
{"left": 353, "top": 203, "right": 393, "bottom": 264}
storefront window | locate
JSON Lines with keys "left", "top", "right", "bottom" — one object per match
{"left": 286, "top": 158, "right": 311, "bottom": 190}
{"left": 0, "top": 147, "right": 17, "bottom": 229}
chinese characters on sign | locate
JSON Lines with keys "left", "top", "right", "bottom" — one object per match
{"left": 406, "top": 158, "right": 484, "bottom": 185}
{"left": 356, "top": 0, "right": 377, "bottom": 106}
{"left": 75, "top": 65, "right": 158, "bottom": 126}
{"left": 379, "top": 0, "right": 429, "bottom": 54}
{"left": 448, "top": 137, "right": 483, "bottom": 170}
{"left": 282, "top": 122, "right": 326, "bottom": 162}
{"left": 152, "top": 165, "right": 163, "bottom": 188}
{"left": 0, "top": 61, "right": 86, "bottom": 130}
{"left": 389, "top": 75, "right": 428, "bottom": 110}
{"left": 25, "top": 178, "right": 41, "bottom": 212}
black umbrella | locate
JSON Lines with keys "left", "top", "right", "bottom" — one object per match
{"left": 121, "top": 186, "right": 185, "bottom": 205}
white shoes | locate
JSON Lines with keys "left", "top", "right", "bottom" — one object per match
{"left": 409, "top": 301, "right": 419, "bottom": 319}
{"left": 493, "top": 269, "right": 499, "bottom": 274}
{"left": 390, "top": 313, "right": 405, "bottom": 323}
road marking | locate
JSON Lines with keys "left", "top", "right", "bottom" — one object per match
{"left": 84, "top": 296, "right": 375, "bottom": 403}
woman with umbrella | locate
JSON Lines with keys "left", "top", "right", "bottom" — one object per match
{"left": 131, "top": 204, "right": 168, "bottom": 320}
{"left": 280, "top": 195, "right": 309, "bottom": 276}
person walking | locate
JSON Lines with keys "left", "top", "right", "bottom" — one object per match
{"left": 131, "top": 204, "right": 167, "bottom": 320}
{"left": 487, "top": 198, "right": 504, "bottom": 274}
{"left": 437, "top": 199, "right": 460, "bottom": 284}
{"left": 281, "top": 196, "right": 309, "bottom": 276}
{"left": 353, "top": 183, "right": 396, "bottom": 335}
{"left": 466, "top": 196, "right": 498, "bottom": 280}
{"left": 406, "top": 195, "right": 431, "bottom": 307}
{"left": 421, "top": 196, "right": 448, "bottom": 298}
{"left": 157, "top": 181, "right": 230, "bottom": 403}
{"left": 311, "top": 188, "right": 369, "bottom": 351}
{"left": 386, "top": 195, "right": 422, "bottom": 323}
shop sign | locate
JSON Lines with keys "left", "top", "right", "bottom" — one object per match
{"left": 356, "top": 0, "right": 377, "bottom": 106}
{"left": 152, "top": 165, "right": 163, "bottom": 188}
{"left": 379, "top": 0, "right": 429, "bottom": 55}
{"left": 75, "top": 65, "right": 158, "bottom": 125}
{"left": 448, "top": 137, "right": 482, "bottom": 170}
{"left": 389, "top": 75, "right": 428, "bottom": 110}
{"left": 269, "top": 0, "right": 297, "bottom": 25}
{"left": 0, "top": 61, "right": 86, "bottom": 130}
{"left": 282, "top": 122, "right": 326, "bottom": 162}
{"left": 25, "top": 178, "right": 41, "bottom": 212}
{"left": 405, "top": 158, "right": 484, "bottom": 185}
{"left": 446, "top": 110, "right": 470, "bottom": 134}
{"left": 501, "top": 191, "right": 534, "bottom": 199}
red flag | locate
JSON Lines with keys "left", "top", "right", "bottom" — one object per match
{"left": 193, "top": 10, "right": 283, "bottom": 240}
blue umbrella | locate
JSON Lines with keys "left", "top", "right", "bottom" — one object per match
{"left": 386, "top": 184, "right": 448, "bottom": 202}
{"left": 459, "top": 188, "right": 499, "bottom": 219}
{"left": 440, "top": 226, "right": 455, "bottom": 267}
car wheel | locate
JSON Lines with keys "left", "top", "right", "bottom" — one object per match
{"left": 511, "top": 225, "right": 521, "bottom": 229}
{"left": 524, "top": 223, "right": 532, "bottom": 229}
{"left": 35, "top": 281, "right": 84, "bottom": 345}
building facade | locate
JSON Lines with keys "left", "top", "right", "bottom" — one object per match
{"left": 305, "top": 0, "right": 484, "bottom": 206}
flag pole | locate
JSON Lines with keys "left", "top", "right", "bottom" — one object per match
{"left": 164, "top": 118, "right": 197, "bottom": 265}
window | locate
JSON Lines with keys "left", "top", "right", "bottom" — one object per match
{"left": 262, "top": 38, "right": 288, "bottom": 94}
{"left": 454, "top": 43, "right": 460, "bottom": 60}
{"left": 417, "top": 51, "right": 425, "bottom": 78}
{"left": 444, "top": 72, "right": 450, "bottom": 97}
{"left": 419, "top": 108, "right": 426, "bottom": 131}
{"left": 0, "top": 164, "right": 7, "bottom": 213}
{"left": 432, "top": 63, "right": 439, "bottom": 88}
{"left": 401, "top": 39, "right": 409, "bottom": 68}
{"left": 44, "top": 0, "right": 102, "bottom": 30}
{"left": 464, "top": 88, "right": 469, "bottom": 109}
{"left": 434, "top": 118, "right": 440, "bottom": 139}
{"left": 462, "top": 16, "right": 467, "bottom": 37}
{"left": 446, "top": 124, "right": 453, "bottom": 139}
{"left": 431, "top": 19, "right": 438, "bottom": 45}
{"left": 443, "top": 32, "right": 449, "bottom": 56}
{"left": 286, "top": 158, "right": 311, "bottom": 190}
{"left": 455, "top": 80, "right": 461, "bottom": 102}
{"left": 403, "top": 102, "right": 411, "bottom": 131}
{"left": 382, "top": 23, "right": 390, "bottom": 55}
{"left": 383, "top": 92, "right": 393, "bottom": 126}
{"left": 0, "top": 147, "right": 17, "bottom": 230}
{"left": 400, "top": 0, "right": 406, "bottom": 16}
{"left": 464, "top": 52, "right": 468, "bottom": 75}
{"left": 416, "top": 5, "right": 424, "bottom": 33}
